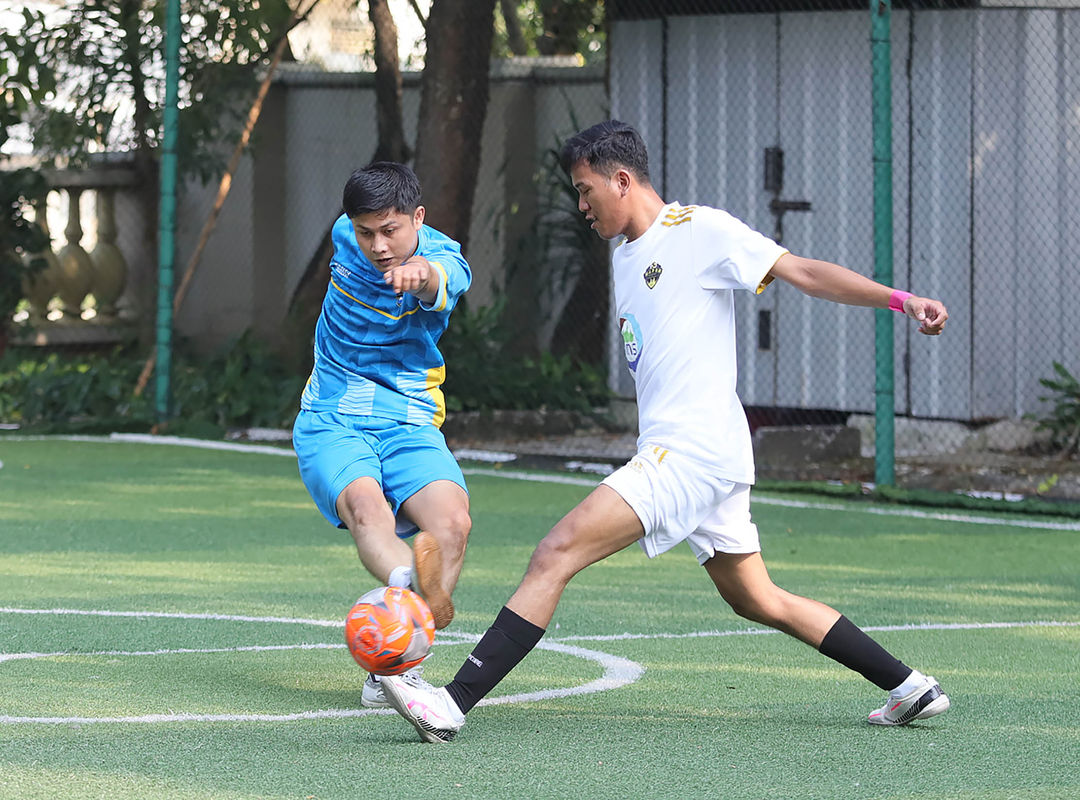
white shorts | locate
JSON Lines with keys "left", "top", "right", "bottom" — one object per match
{"left": 601, "top": 445, "right": 760, "bottom": 565}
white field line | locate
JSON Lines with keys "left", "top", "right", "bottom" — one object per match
{"left": 0, "top": 437, "right": 1075, "bottom": 722}
{"left": 1, "top": 433, "right": 298, "bottom": 457}
{"left": 749, "top": 495, "right": 1080, "bottom": 532}
{"left": 548, "top": 619, "right": 1080, "bottom": 642}
{"left": 0, "top": 606, "right": 344, "bottom": 628}
{"left": 3, "top": 433, "right": 1077, "bottom": 531}
{"left": 460, "top": 467, "right": 1080, "bottom": 531}
{"left": 2, "top": 608, "right": 1075, "bottom": 725}
{"left": 0, "top": 643, "right": 346, "bottom": 663}
{"left": 0, "top": 615, "right": 640, "bottom": 725}
{"left": 6, "top": 606, "right": 1075, "bottom": 645}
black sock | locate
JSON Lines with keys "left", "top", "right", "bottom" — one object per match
{"left": 818, "top": 615, "right": 911, "bottom": 691}
{"left": 444, "top": 606, "right": 545, "bottom": 714}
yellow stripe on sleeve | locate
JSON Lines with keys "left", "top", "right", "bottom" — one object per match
{"left": 427, "top": 261, "right": 450, "bottom": 312}
{"left": 661, "top": 205, "right": 696, "bottom": 227}
{"left": 756, "top": 251, "right": 789, "bottom": 294}
{"left": 330, "top": 278, "right": 419, "bottom": 320}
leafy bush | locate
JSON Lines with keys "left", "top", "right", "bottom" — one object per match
{"left": 0, "top": 349, "right": 152, "bottom": 430}
{"left": 0, "top": 169, "right": 49, "bottom": 337}
{"left": 168, "top": 332, "right": 304, "bottom": 430}
{"left": 435, "top": 298, "right": 610, "bottom": 414}
{"left": 1035, "top": 361, "right": 1080, "bottom": 455}
{"left": 1, "top": 315, "right": 612, "bottom": 433}
{"left": 0, "top": 333, "right": 304, "bottom": 433}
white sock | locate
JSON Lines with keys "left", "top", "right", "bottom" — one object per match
{"left": 387, "top": 565, "right": 412, "bottom": 589}
{"left": 891, "top": 669, "right": 926, "bottom": 697}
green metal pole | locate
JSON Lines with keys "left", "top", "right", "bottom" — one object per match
{"left": 870, "top": 0, "right": 895, "bottom": 486}
{"left": 155, "top": 0, "right": 181, "bottom": 422}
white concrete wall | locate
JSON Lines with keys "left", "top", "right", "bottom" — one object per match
{"left": 172, "top": 62, "right": 607, "bottom": 354}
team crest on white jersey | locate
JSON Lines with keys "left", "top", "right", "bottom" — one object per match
{"left": 619, "top": 314, "right": 643, "bottom": 372}
{"left": 643, "top": 262, "right": 662, "bottom": 289}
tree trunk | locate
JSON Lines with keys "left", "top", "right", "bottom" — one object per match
{"left": 413, "top": 0, "right": 498, "bottom": 252}
{"left": 368, "top": 0, "right": 411, "bottom": 163}
{"left": 120, "top": 0, "right": 160, "bottom": 347}
{"left": 499, "top": 0, "right": 528, "bottom": 56}
{"left": 286, "top": 1, "right": 416, "bottom": 362}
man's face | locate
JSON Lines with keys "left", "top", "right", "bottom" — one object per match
{"left": 350, "top": 206, "right": 425, "bottom": 271}
{"left": 570, "top": 161, "right": 626, "bottom": 240}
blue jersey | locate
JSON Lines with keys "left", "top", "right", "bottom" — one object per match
{"left": 300, "top": 214, "right": 471, "bottom": 427}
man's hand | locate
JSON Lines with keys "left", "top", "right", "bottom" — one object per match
{"left": 903, "top": 296, "right": 949, "bottom": 335}
{"left": 384, "top": 256, "right": 435, "bottom": 299}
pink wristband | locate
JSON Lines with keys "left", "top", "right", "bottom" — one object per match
{"left": 889, "top": 290, "right": 913, "bottom": 313}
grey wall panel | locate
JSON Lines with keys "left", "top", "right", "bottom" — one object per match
{"left": 609, "top": 7, "right": 1080, "bottom": 421}
{"left": 908, "top": 10, "right": 974, "bottom": 420}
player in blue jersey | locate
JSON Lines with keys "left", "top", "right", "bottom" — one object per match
{"left": 292, "top": 162, "right": 472, "bottom": 708}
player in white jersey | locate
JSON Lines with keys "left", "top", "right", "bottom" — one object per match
{"left": 380, "top": 121, "right": 951, "bottom": 742}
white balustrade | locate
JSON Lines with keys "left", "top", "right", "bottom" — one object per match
{"left": 7, "top": 165, "right": 138, "bottom": 345}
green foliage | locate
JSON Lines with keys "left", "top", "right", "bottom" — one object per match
{"left": 0, "top": 333, "right": 303, "bottom": 433}
{"left": 1, "top": 13, "right": 52, "bottom": 334}
{"left": 1036, "top": 473, "right": 1059, "bottom": 496}
{"left": 494, "top": 0, "right": 606, "bottom": 64}
{"left": 529, "top": 131, "right": 608, "bottom": 300}
{"left": 14, "top": 0, "right": 293, "bottom": 180}
{"left": 440, "top": 297, "right": 611, "bottom": 413}
{"left": 168, "top": 332, "right": 303, "bottom": 431}
{"left": 0, "top": 348, "right": 153, "bottom": 430}
{"left": 0, "top": 309, "right": 611, "bottom": 434}
{"left": 492, "top": 114, "right": 611, "bottom": 364}
{"left": 0, "top": 169, "right": 49, "bottom": 330}
{"left": 0, "top": 9, "right": 56, "bottom": 146}
{"left": 1034, "top": 361, "right": 1080, "bottom": 455}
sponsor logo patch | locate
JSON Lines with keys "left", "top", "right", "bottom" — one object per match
{"left": 619, "top": 314, "right": 643, "bottom": 372}
{"left": 643, "top": 262, "right": 662, "bottom": 289}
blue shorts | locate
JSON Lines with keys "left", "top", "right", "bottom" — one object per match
{"left": 292, "top": 410, "right": 467, "bottom": 532}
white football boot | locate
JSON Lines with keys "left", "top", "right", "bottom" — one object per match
{"left": 361, "top": 665, "right": 433, "bottom": 709}
{"left": 868, "top": 674, "right": 950, "bottom": 725}
{"left": 380, "top": 674, "right": 465, "bottom": 742}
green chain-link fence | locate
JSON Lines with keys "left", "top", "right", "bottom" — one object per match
{"left": 595, "top": 0, "right": 1078, "bottom": 501}
{"left": 5, "top": 1, "right": 1078, "bottom": 502}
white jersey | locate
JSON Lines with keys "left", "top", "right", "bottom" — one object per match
{"left": 612, "top": 203, "right": 787, "bottom": 483}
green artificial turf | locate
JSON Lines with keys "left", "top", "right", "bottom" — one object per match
{"left": 1, "top": 437, "right": 1078, "bottom": 800}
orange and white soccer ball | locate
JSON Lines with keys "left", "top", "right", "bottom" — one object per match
{"left": 345, "top": 586, "right": 435, "bottom": 675}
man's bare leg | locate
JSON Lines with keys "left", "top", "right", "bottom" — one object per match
{"left": 336, "top": 476, "right": 412, "bottom": 583}
{"left": 400, "top": 480, "right": 471, "bottom": 629}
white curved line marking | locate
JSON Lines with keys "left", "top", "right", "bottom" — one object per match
{"left": 3, "top": 608, "right": 1075, "bottom": 725}
{"left": 476, "top": 640, "right": 643, "bottom": 708}
{"left": 0, "top": 610, "right": 642, "bottom": 725}
{"left": 2, "top": 434, "right": 1074, "bottom": 724}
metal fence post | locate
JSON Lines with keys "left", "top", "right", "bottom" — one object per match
{"left": 871, "top": 0, "right": 895, "bottom": 486}
{"left": 155, "top": 0, "right": 181, "bottom": 422}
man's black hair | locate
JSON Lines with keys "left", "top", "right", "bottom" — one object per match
{"left": 558, "top": 120, "right": 651, "bottom": 183}
{"left": 342, "top": 161, "right": 422, "bottom": 218}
